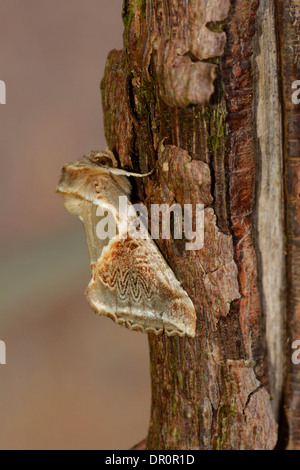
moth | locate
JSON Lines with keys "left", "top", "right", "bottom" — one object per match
{"left": 56, "top": 149, "right": 196, "bottom": 337}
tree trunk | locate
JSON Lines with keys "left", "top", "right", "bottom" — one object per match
{"left": 101, "top": 0, "right": 299, "bottom": 449}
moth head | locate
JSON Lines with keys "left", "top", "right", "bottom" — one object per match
{"left": 56, "top": 149, "right": 132, "bottom": 213}
{"left": 83, "top": 149, "right": 119, "bottom": 169}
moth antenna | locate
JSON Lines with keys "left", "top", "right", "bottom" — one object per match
{"left": 130, "top": 168, "right": 154, "bottom": 178}
{"left": 108, "top": 167, "right": 154, "bottom": 178}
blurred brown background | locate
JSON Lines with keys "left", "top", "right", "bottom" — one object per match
{"left": 0, "top": 0, "right": 150, "bottom": 450}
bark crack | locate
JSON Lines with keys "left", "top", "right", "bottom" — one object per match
{"left": 243, "top": 385, "right": 264, "bottom": 416}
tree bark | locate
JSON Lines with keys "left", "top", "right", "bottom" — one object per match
{"left": 100, "top": 0, "right": 299, "bottom": 449}
{"left": 275, "top": 0, "right": 300, "bottom": 450}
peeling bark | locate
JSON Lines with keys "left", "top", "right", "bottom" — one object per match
{"left": 101, "top": 0, "right": 278, "bottom": 449}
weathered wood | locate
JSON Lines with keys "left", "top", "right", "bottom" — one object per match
{"left": 221, "top": 0, "right": 270, "bottom": 386}
{"left": 253, "top": 0, "right": 285, "bottom": 420}
{"left": 101, "top": 0, "right": 277, "bottom": 449}
{"left": 275, "top": 0, "right": 300, "bottom": 450}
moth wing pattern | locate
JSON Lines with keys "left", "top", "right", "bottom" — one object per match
{"left": 87, "top": 235, "right": 196, "bottom": 337}
{"left": 56, "top": 150, "right": 196, "bottom": 337}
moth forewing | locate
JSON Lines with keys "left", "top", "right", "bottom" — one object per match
{"left": 56, "top": 152, "right": 197, "bottom": 337}
{"left": 81, "top": 201, "right": 113, "bottom": 265}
